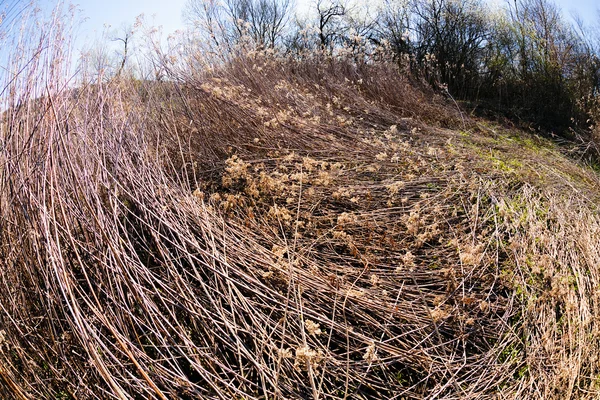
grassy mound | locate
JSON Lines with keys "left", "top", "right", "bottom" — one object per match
{"left": 2, "top": 49, "right": 600, "bottom": 399}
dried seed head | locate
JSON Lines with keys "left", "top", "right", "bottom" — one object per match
{"left": 363, "top": 341, "right": 378, "bottom": 363}
{"left": 305, "top": 319, "right": 322, "bottom": 336}
{"left": 294, "top": 346, "right": 324, "bottom": 371}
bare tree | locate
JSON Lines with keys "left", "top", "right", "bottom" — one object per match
{"left": 506, "top": 0, "right": 571, "bottom": 77}
{"left": 185, "top": 0, "right": 227, "bottom": 48}
{"left": 372, "top": 0, "right": 412, "bottom": 56}
{"left": 112, "top": 25, "right": 134, "bottom": 77}
{"left": 314, "top": 0, "right": 346, "bottom": 50}
{"left": 412, "top": 0, "right": 489, "bottom": 95}
{"left": 185, "top": 0, "right": 294, "bottom": 49}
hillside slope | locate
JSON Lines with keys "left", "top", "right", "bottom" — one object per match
{"left": 1, "top": 51, "right": 600, "bottom": 399}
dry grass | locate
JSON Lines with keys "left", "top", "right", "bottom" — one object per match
{"left": 2, "top": 12, "right": 600, "bottom": 400}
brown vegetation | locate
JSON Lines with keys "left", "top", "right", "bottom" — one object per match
{"left": 2, "top": 4, "right": 600, "bottom": 400}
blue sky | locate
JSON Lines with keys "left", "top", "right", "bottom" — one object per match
{"left": 71, "top": 0, "right": 188, "bottom": 40}
{"left": 557, "top": 0, "right": 598, "bottom": 23}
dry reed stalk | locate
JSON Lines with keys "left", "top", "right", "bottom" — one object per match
{"left": 1, "top": 6, "right": 600, "bottom": 400}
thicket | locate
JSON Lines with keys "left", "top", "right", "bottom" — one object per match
{"left": 185, "top": 0, "right": 600, "bottom": 134}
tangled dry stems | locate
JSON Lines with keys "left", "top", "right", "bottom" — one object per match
{"left": 2, "top": 26, "right": 600, "bottom": 400}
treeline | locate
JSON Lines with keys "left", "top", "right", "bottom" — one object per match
{"left": 184, "top": 0, "right": 600, "bottom": 133}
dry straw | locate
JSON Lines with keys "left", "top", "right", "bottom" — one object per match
{"left": 1, "top": 6, "right": 600, "bottom": 400}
